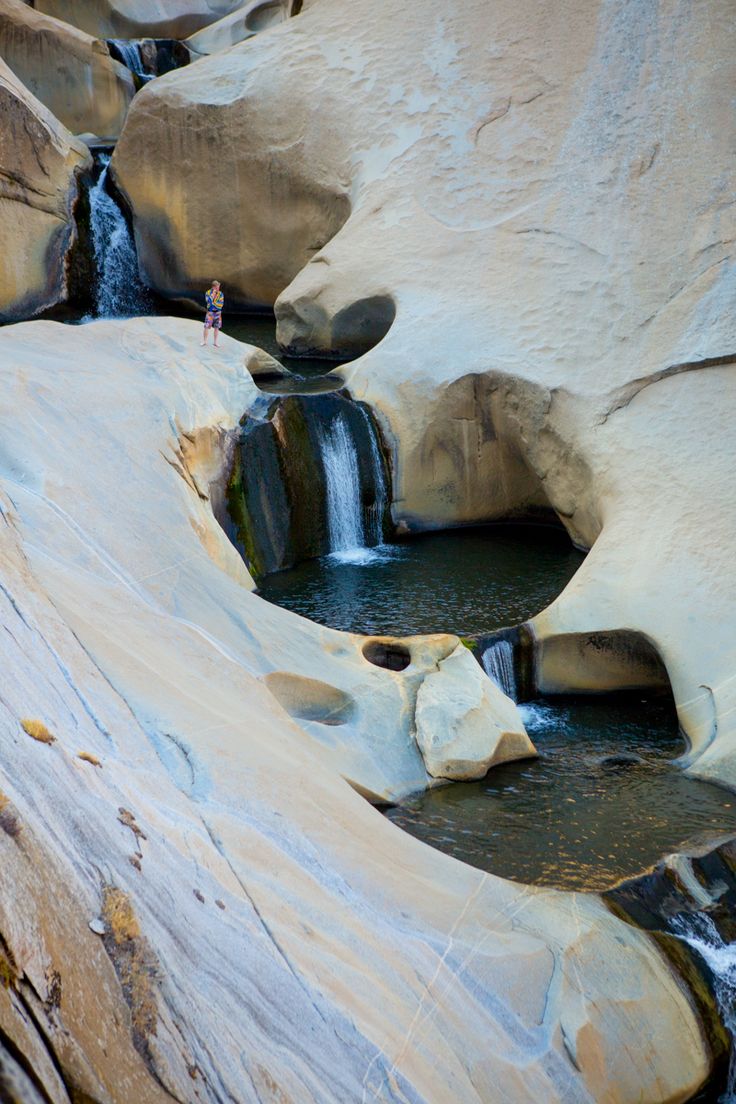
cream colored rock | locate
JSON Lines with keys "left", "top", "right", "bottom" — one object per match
{"left": 111, "top": 20, "right": 352, "bottom": 308}
{"left": 122, "top": 0, "right": 736, "bottom": 786}
{"left": 415, "top": 643, "right": 535, "bottom": 780}
{"left": 0, "top": 58, "right": 90, "bottom": 321}
{"left": 0, "top": 316, "right": 713, "bottom": 1102}
{"left": 0, "top": 0, "right": 135, "bottom": 139}
{"left": 36, "top": 0, "right": 255, "bottom": 40}
{"left": 243, "top": 345, "right": 289, "bottom": 378}
{"left": 185, "top": 0, "right": 292, "bottom": 55}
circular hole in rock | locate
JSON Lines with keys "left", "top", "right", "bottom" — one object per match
{"left": 362, "top": 640, "right": 411, "bottom": 672}
{"left": 263, "top": 672, "right": 356, "bottom": 726}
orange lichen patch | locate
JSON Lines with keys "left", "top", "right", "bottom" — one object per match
{"left": 77, "top": 751, "right": 102, "bottom": 767}
{"left": 101, "top": 886, "right": 159, "bottom": 1055}
{"left": 20, "top": 719, "right": 55, "bottom": 744}
{"left": 0, "top": 792, "right": 21, "bottom": 838}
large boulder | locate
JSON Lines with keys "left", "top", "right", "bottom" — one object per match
{"left": 111, "top": 12, "right": 351, "bottom": 309}
{"left": 0, "top": 316, "right": 715, "bottom": 1102}
{"left": 415, "top": 643, "right": 535, "bottom": 780}
{"left": 0, "top": 0, "right": 135, "bottom": 139}
{"left": 0, "top": 58, "right": 91, "bottom": 321}
{"left": 36, "top": 0, "right": 251, "bottom": 39}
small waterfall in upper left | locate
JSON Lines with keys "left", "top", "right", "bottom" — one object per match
{"left": 107, "top": 40, "right": 152, "bottom": 83}
{"left": 87, "top": 154, "right": 150, "bottom": 319}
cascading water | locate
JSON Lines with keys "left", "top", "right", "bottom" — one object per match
{"left": 670, "top": 913, "right": 736, "bottom": 1103}
{"left": 87, "top": 154, "right": 150, "bottom": 319}
{"left": 482, "top": 639, "right": 517, "bottom": 699}
{"left": 358, "top": 404, "right": 387, "bottom": 546}
{"left": 108, "top": 40, "right": 152, "bottom": 82}
{"left": 319, "top": 413, "right": 366, "bottom": 560}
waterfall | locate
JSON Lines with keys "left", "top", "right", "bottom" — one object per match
{"left": 358, "top": 404, "right": 387, "bottom": 546}
{"left": 107, "top": 40, "right": 154, "bottom": 82}
{"left": 87, "top": 154, "right": 150, "bottom": 319}
{"left": 319, "top": 413, "right": 366, "bottom": 560}
{"left": 670, "top": 913, "right": 736, "bottom": 1102}
{"left": 482, "top": 640, "right": 517, "bottom": 700}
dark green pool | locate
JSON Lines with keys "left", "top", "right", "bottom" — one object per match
{"left": 258, "top": 523, "right": 583, "bottom": 637}
{"left": 385, "top": 694, "right": 736, "bottom": 891}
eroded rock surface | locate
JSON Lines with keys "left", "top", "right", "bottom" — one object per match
{"left": 185, "top": 0, "right": 293, "bottom": 55}
{"left": 0, "top": 317, "right": 714, "bottom": 1102}
{"left": 0, "top": 0, "right": 135, "bottom": 139}
{"left": 0, "top": 58, "right": 91, "bottom": 321}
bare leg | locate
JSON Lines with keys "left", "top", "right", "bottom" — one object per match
{"left": 214, "top": 324, "right": 221, "bottom": 348}
{"left": 201, "top": 323, "right": 208, "bottom": 346}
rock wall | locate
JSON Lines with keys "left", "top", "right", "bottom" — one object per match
{"left": 0, "top": 316, "right": 715, "bottom": 1102}
{"left": 0, "top": 0, "right": 135, "bottom": 139}
{"left": 0, "top": 58, "right": 91, "bottom": 321}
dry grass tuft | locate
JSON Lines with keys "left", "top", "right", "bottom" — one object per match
{"left": 77, "top": 751, "right": 102, "bottom": 768}
{"left": 0, "top": 941, "right": 18, "bottom": 990}
{"left": 101, "top": 886, "right": 159, "bottom": 1055}
{"left": 0, "top": 792, "right": 20, "bottom": 839}
{"left": 103, "top": 886, "right": 141, "bottom": 943}
{"left": 21, "top": 719, "right": 55, "bottom": 745}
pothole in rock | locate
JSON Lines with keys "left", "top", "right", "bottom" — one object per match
{"left": 254, "top": 520, "right": 736, "bottom": 893}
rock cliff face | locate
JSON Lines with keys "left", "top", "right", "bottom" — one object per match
{"left": 0, "top": 317, "right": 715, "bottom": 1102}
{"left": 0, "top": 58, "right": 90, "bottom": 321}
{"left": 0, "top": 0, "right": 135, "bottom": 139}
{"left": 111, "top": 0, "right": 736, "bottom": 780}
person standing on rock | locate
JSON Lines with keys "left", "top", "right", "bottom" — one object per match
{"left": 201, "top": 280, "right": 224, "bottom": 348}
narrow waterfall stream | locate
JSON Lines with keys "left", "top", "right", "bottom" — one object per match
{"left": 228, "top": 392, "right": 390, "bottom": 576}
{"left": 108, "top": 40, "right": 153, "bottom": 82}
{"left": 319, "top": 413, "right": 367, "bottom": 560}
{"left": 87, "top": 154, "right": 150, "bottom": 319}
{"left": 482, "top": 639, "right": 517, "bottom": 699}
{"left": 671, "top": 915, "right": 736, "bottom": 1103}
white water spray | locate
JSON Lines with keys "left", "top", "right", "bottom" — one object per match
{"left": 320, "top": 414, "right": 366, "bottom": 560}
{"left": 358, "top": 404, "right": 387, "bottom": 546}
{"left": 482, "top": 639, "right": 517, "bottom": 700}
{"left": 670, "top": 912, "right": 736, "bottom": 1102}
{"left": 108, "top": 40, "right": 153, "bottom": 82}
{"left": 87, "top": 154, "right": 149, "bottom": 319}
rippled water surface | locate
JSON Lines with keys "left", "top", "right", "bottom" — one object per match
{"left": 258, "top": 524, "right": 583, "bottom": 637}
{"left": 385, "top": 695, "right": 736, "bottom": 891}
